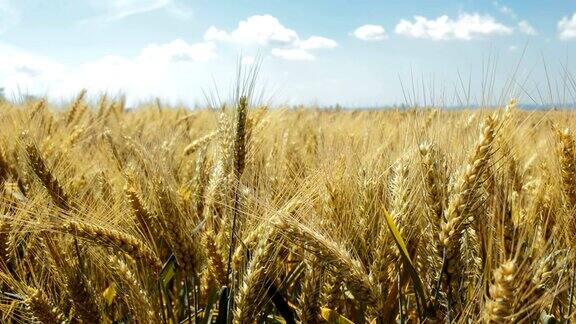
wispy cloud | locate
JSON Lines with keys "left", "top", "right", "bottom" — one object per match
{"left": 558, "top": 13, "right": 576, "bottom": 40}
{"left": 270, "top": 48, "right": 315, "bottom": 61}
{"left": 205, "top": 15, "right": 337, "bottom": 61}
{"left": 138, "top": 39, "right": 216, "bottom": 63}
{"left": 297, "top": 36, "right": 338, "bottom": 50}
{"left": 79, "top": 0, "right": 191, "bottom": 26}
{"left": 493, "top": 1, "right": 517, "bottom": 20}
{"left": 353, "top": 24, "right": 388, "bottom": 41}
{"left": 395, "top": 13, "right": 513, "bottom": 41}
{"left": 492, "top": 2, "right": 538, "bottom": 37}
{"left": 518, "top": 20, "right": 537, "bottom": 36}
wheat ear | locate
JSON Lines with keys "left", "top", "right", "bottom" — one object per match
{"left": 26, "top": 143, "right": 71, "bottom": 210}
{"left": 419, "top": 142, "right": 448, "bottom": 224}
{"left": 66, "top": 270, "right": 102, "bottom": 323}
{"left": 204, "top": 229, "right": 226, "bottom": 286}
{"left": 234, "top": 231, "right": 279, "bottom": 323}
{"left": 109, "top": 255, "right": 158, "bottom": 322}
{"left": 184, "top": 131, "right": 217, "bottom": 155}
{"left": 66, "top": 89, "right": 87, "bottom": 125}
{"left": 439, "top": 114, "right": 497, "bottom": 306}
{"left": 233, "top": 96, "right": 248, "bottom": 177}
{"left": 60, "top": 220, "right": 161, "bottom": 274}
{"left": 298, "top": 259, "right": 324, "bottom": 323}
{"left": 124, "top": 185, "right": 159, "bottom": 247}
{"left": 556, "top": 128, "right": 576, "bottom": 207}
{"left": 0, "top": 145, "right": 11, "bottom": 183}
{"left": 273, "top": 216, "right": 375, "bottom": 305}
{"left": 155, "top": 181, "right": 203, "bottom": 273}
{"left": 25, "top": 287, "right": 66, "bottom": 324}
{"left": 484, "top": 260, "right": 516, "bottom": 323}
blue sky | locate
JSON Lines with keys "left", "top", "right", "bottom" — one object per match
{"left": 0, "top": 0, "right": 575, "bottom": 107}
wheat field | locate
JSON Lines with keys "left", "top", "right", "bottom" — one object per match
{"left": 0, "top": 92, "right": 575, "bottom": 323}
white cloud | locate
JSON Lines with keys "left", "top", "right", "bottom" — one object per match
{"left": 204, "top": 26, "right": 230, "bottom": 42}
{"left": 204, "top": 15, "right": 298, "bottom": 46}
{"left": 395, "top": 13, "right": 513, "bottom": 41}
{"left": 0, "top": 42, "right": 66, "bottom": 97}
{"left": 271, "top": 48, "right": 315, "bottom": 61}
{"left": 72, "top": 39, "right": 217, "bottom": 94}
{"left": 0, "top": 39, "right": 216, "bottom": 101}
{"left": 205, "top": 15, "right": 337, "bottom": 61}
{"left": 297, "top": 36, "right": 338, "bottom": 50}
{"left": 518, "top": 20, "right": 537, "bottom": 36}
{"left": 80, "top": 0, "right": 191, "bottom": 25}
{"left": 558, "top": 13, "right": 576, "bottom": 40}
{"left": 138, "top": 40, "right": 216, "bottom": 63}
{"left": 353, "top": 24, "right": 388, "bottom": 41}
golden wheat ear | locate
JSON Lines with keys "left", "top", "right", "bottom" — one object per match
{"left": 24, "top": 287, "right": 66, "bottom": 324}
{"left": 66, "top": 89, "right": 87, "bottom": 126}
{"left": 65, "top": 269, "right": 103, "bottom": 323}
{"left": 484, "top": 260, "right": 516, "bottom": 323}
{"left": 184, "top": 131, "right": 217, "bottom": 156}
{"left": 439, "top": 113, "right": 498, "bottom": 311}
{"left": 25, "top": 142, "right": 72, "bottom": 210}
{"left": 154, "top": 180, "right": 204, "bottom": 273}
{"left": 273, "top": 215, "right": 375, "bottom": 306}
{"left": 109, "top": 255, "right": 159, "bottom": 322}
{"left": 419, "top": 142, "right": 448, "bottom": 225}
{"left": 556, "top": 128, "right": 576, "bottom": 207}
{"left": 234, "top": 230, "right": 279, "bottom": 323}
{"left": 124, "top": 184, "right": 160, "bottom": 249}
{"left": 298, "top": 258, "right": 325, "bottom": 323}
{"left": 0, "top": 146, "right": 10, "bottom": 184}
{"left": 59, "top": 221, "right": 162, "bottom": 273}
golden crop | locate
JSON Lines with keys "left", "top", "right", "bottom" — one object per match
{"left": 0, "top": 94, "right": 575, "bottom": 323}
